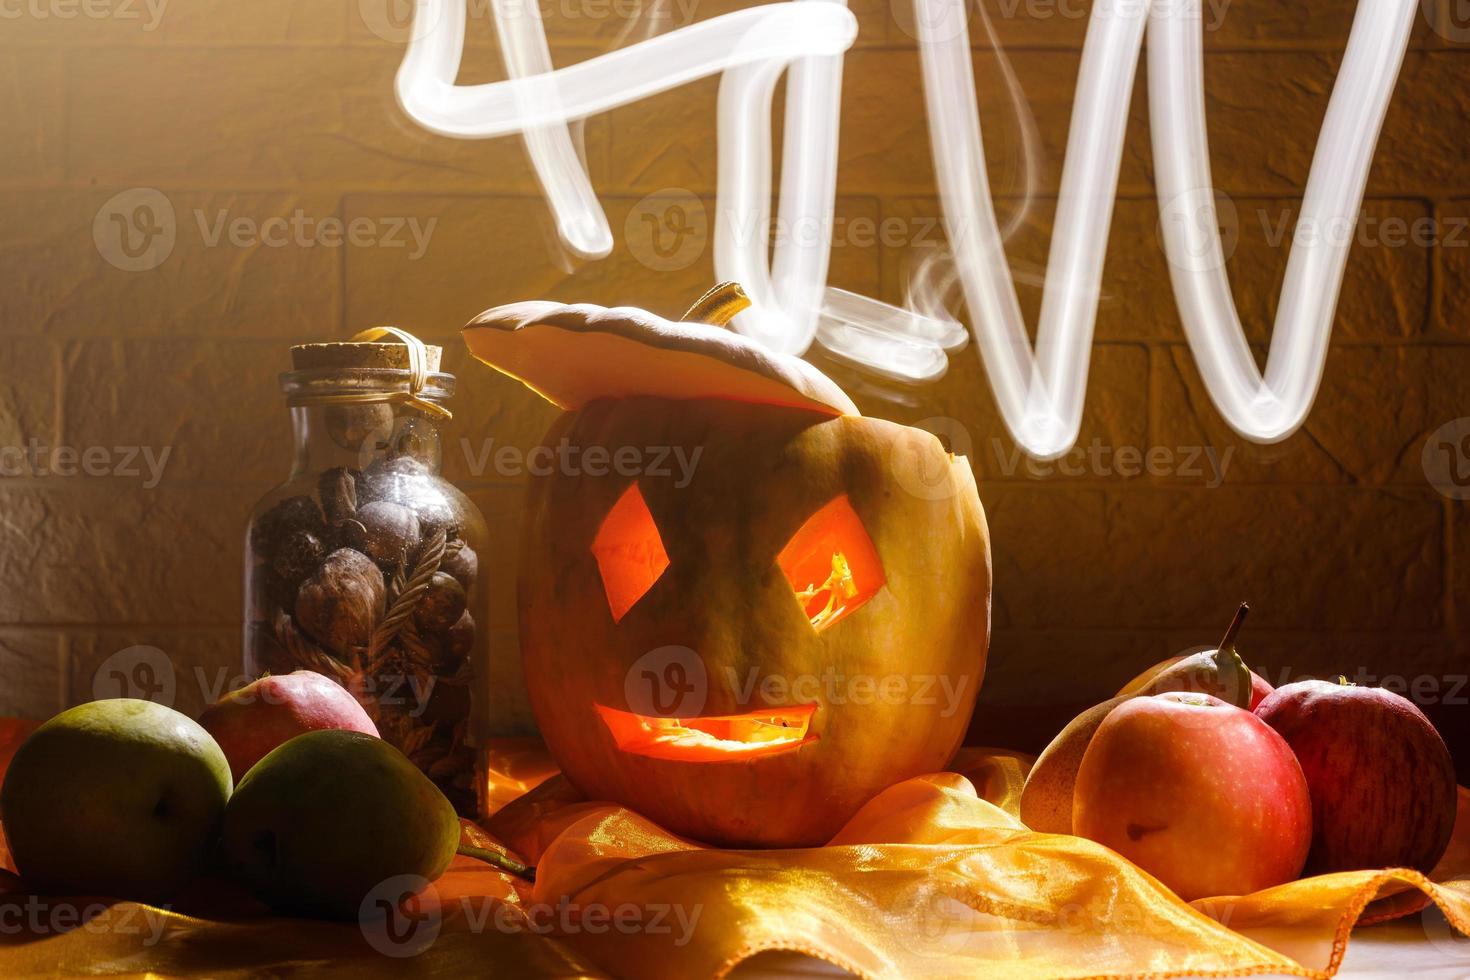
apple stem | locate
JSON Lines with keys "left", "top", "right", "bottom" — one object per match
{"left": 1216, "top": 602, "right": 1249, "bottom": 654}
{"left": 457, "top": 844, "right": 537, "bottom": 884}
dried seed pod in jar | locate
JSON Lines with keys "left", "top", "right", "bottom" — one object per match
{"left": 255, "top": 565, "right": 302, "bottom": 620}
{"left": 329, "top": 518, "right": 369, "bottom": 553}
{"left": 440, "top": 541, "right": 478, "bottom": 591}
{"left": 269, "top": 529, "right": 325, "bottom": 590}
{"left": 356, "top": 500, "right": 421, "bottom": 568}
{"left": 325, "top": 402, "right": 395, "bottom": 452}
{"left": 250, "top": 495, "right": 325, "bottom": 556}
{"left": 362, "top": 455, "right": 430, "bottom": 504}
{"left": 413, "top": 572, "right": 467, "bottom": 635}
{"left": 318, "top": 467, "right": 362, "bottom": 524}
{"left": 433, "top": 610, "right": 475, "bottom": 675}
{"left": 411, "top": 490, "right": 461, "bottom": 542}
{"left": 364, "top": 454, "right": 461, "bottom": 538}
{"left": 294, "top": 548, "right": 386, "bottom": 658}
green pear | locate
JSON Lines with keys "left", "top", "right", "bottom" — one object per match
{"left": 1020, "top": 604, "right": 1255, "bottom": 834}
{"left": 1019, "top": 696, "right": 1129, "bottom": 834}
{"left": 219, "top": 729, "right": 460, "bottom": 920}
{"left": 0, "top": 699, "right": 232, "bottom": 903}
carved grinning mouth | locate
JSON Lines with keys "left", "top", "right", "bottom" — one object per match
{"left": 596, "top": 703, "right": 818, "bottom": 761}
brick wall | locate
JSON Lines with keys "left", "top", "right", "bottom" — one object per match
{"left": 1, "top": 1, "right": 1466, "bottom": 758}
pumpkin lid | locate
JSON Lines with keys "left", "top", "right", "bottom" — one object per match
{"left": 461, "top": 298, "right": 858, "bottom": 417}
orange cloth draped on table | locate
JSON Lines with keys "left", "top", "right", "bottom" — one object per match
{"left": 3, "top": 718, "right": 1469, "bottom": 979}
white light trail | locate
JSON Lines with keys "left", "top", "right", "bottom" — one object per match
{"left": 392, "top": 0, "right": 1418, "bottom": 458}
{"left": 1150, "top": 0, "right": 1415, "bottom": 444}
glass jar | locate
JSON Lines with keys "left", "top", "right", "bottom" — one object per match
{"left": 244, "top": 338, "right": 487, "bottom": 815}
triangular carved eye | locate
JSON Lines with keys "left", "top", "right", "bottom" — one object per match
{"left": 593, "top": 484, "right": 670, "bottom": 623}
{"left": 777, "top": 495, "right": 884, "bottom": 631}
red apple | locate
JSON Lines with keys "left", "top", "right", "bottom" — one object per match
{"left": 1247, "top": 672, "right": 1274, "bottom": 710}
{"left": 198, "top": 671, "right": 379, "bottom": 782}
{"left": 1255, "top": 679, "right": 1456, "bottom": 875}
{"left": 1073, "top": 692, "right": 1311, "bottom": 901}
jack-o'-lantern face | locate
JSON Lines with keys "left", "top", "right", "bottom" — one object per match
{"left": 464, "top": 289, "right": 991, "bottom": 847}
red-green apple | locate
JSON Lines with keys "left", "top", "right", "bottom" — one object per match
{"left": 0, "top": 699, "right": 232, "bottom": 902}
{"left": 1073, "top": 692, "right": 1311, "bottom": 900}
{"left": 1255, "top": 679, "right": 1456, "bottom": 875}
{"left": 198, "top": 670, "right": 379, "bottom": 782}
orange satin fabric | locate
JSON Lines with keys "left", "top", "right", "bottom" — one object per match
{"left": 2, "top": 719, "right": 1468, "bottom": 979}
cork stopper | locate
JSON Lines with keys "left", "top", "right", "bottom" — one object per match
{"left": 291, "top": 341, "right": 444, "bottom": 374}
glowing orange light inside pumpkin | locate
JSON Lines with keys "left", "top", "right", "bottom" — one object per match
{"left": 592, "top": 483, "right": 670, "bottom": 623}
{"left": 597, "top": 703, "right": 817, "bottom": 761}
{"left": 777, "top": 495, "right": 883, "bottom": 631}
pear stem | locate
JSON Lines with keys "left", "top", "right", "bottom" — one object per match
{"left": 1216, "top": 602, "right": 1249, "bottom": 654}
{"left": 457, "top": 844, "right": 536, "bottom": 883}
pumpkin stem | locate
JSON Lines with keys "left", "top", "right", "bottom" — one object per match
{"left": 682, "top": 281, "right": 752, "bottom": 327}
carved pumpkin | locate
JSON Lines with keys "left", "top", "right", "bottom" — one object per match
{"left": 463, "top": 285, "right": 991, "bottom": 847}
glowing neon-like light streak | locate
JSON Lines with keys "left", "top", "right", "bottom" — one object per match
{"left": 393, "top": 0, "right": 1418, "bottom": 458}
{"left": 1150, "top": 0, "right": 1415, "bottom": 443}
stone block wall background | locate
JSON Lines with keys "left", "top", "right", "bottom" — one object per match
{"left": 1, "top": 0, "right": 1467, "bottom": 764}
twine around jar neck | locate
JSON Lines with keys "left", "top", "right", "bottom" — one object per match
{"left": 287, "top": 327, "right": 453, "bottom": 421}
